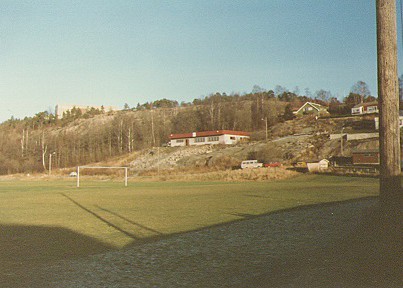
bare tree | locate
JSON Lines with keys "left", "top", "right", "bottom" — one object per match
{"left": 351, "top": 81, "right": 371, "bottom": 103}
{"left": 41, "top": 131, "right": 47, "bottom": 171}
{"left": 315, "top": 89, "right": 332, "bottom": 102}
{"left": 151, "top": 110, "right": 156, "bottom": 147}
{"left": 274, "top": 85, "right": 288, "bottom": 96}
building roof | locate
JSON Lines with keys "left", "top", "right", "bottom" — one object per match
{"left": 170, "top": 130, "right": 250, "bottom": 140}
{"left": 294, "top": 102, "right": 328, "bottom": 114}
{"left": 352, "top": 101, "right": 378, "bottom": 109}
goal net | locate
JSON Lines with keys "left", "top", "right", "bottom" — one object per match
{"left": 76, "top": 166, "right": 128, "bottom": 187}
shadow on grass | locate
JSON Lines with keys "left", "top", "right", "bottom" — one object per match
{"left": 243, "top": 194, "right": 270, "bottom": 198}
{"left": 119, "top": 196, "right": 383, "bottom": 249}
{"left": 122, "top": 196, "right": 400, "bottom": 287}
{"left": 229, "top": 212, "right": 256, "bottom": 219}
{"left": 251, "top": 200, "right": 402, "bottom": 288}
{"left": 1, "top": 196, "right": 400, "bottom": 287}
{"left": 0, "top": 223, "right": 112, "bottom": 287}
{"left": 61, "top": 193, "right": 141, "bottom": 240}
{"left": 95, "top": 205, "right": 164, "bottom": 236}
{"left": 61, "top": 193, "right": 164, "bottom": 240}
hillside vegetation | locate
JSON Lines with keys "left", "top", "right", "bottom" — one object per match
{"left": 0, "top": 90, "right": 379, "bottom": 175}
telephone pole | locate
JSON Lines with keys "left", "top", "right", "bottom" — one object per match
{"left": 376, "top": 0, "right": 402, "bottom": 210}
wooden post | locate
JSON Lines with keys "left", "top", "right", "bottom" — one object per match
{"left": 341, "top": 127, "right": 345, "bottom": 156}
{"left": 157, "top": 147, "right": 160, "bottom": 177}
{"left": 124, "top": 167, "right": 128, "bottom": 187}
{"left": 77, "top": 166, "right": 80, "bottom": 188}
{"left": 376, "top": 0, "right": 402, "bottom": 210}
{"left": 48, "top": 153, "right": 52, "bottom": 176}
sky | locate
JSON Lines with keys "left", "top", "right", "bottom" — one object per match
{"left": 1, "top": 0, "right": 402, "bottom": 122}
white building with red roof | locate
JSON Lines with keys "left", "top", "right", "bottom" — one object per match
{"left": 169, "top": 130, "right": 250, "bottom": 147}
{"left": 351, "top": 101, "right": 379, "bottom": 115}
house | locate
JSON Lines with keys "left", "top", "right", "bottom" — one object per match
{"left": 352, "top": 149, "right": 379, "bottom": 165}
{"left": 318, "top": 159, "right": 330, "bottom": 170}
{"left": 169, "top": 130, "right": 250, "bottom": 147}
{"left": 293, "top": 102, "right": 329, "bottom": 116}
{"left": 351, "top": 102, "right": 379, "bottom": 115}
{"left": 307, "top": 159, "right": 330, "bottom": 173}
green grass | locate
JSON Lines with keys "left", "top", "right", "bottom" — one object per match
{"left": 0, "top": 175, "right": 378, "bottom": 250}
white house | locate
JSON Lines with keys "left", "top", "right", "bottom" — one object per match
{"left": 169, "top": 130, "right": 250, "bottom": 147}
{"left": 351, "top": 102, "right": 379, "bottom": 115}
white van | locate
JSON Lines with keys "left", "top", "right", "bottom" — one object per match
{"left": 241, "top": 160, "right": 263, "bottom": 169}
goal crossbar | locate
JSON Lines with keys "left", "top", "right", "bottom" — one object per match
{"left": 77, "top": 166, "right": 128, "bottom": 187}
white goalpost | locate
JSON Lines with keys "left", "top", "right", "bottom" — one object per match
{"left": 76, "top": 166, "right": 128, "bottom": 188}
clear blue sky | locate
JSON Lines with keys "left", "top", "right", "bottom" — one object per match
{"left": 1, "top": 0, "right": 402, "bottom": 122}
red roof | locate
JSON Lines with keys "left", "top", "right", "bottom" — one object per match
{"left": 170, "top": 130, "right": 250, "bottom": 140}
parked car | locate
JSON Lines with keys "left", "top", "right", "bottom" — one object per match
{"left": 264, "top": 162, "right": 282, "bottom": 168}
{"left": 291, "top": 161, "right": 308, "bottom": 172}
{"left": 241, "top": 160, "right": 263, "bottom": 169}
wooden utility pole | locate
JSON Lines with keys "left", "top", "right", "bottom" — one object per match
{"left": 376, "top": 0, "right": 402, "bottom": 210}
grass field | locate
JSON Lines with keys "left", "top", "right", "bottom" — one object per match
{"left": 3, "top": 174, "right": 402, "bottom": 288}
{"left": 0, "top": 174, "right": 378, "bottom": 253}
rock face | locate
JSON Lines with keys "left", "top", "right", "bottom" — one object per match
{"left": 130, "top": 145, "right": 215, "bottom": 171}
{"left": 129, "top": 132, "right": 379, "bottom": 174}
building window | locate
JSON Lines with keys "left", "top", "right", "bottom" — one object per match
{"left": 207, "top": 136, "right": 219, "bottom": 142}
{"left": 195, "top": 137, "right": 205, "bottom": 143}
{"left": 176, "top": 139, "right": 184, "bottom": 143}
{"left": 230, "top": 136, "right": 236, "bottom": 140}
{"left": 364, "top": 153, "right": 376, "bottom": 157}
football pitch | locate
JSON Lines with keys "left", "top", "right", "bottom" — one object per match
{"left": 0, "top": 174, "right": 378, "bottom": 254}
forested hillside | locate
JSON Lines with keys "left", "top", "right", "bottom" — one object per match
{"left": 0, "top": 86, "right": 375, "bottom": 175}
